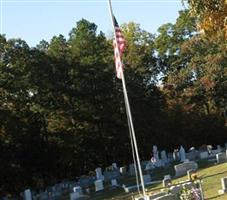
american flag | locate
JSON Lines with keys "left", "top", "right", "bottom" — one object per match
{"left": 113, "top": 16, "right": 126, "bottom": 79}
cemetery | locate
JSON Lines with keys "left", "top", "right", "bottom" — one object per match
{"left": 1, "top": 0, "right": 227, "bottom": 200}
{"left": 7, "top": 144, "right": 227, "bottom": 200}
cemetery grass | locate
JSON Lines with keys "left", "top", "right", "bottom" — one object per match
{"left": 172, "top": 161, "right": 227, "bottom": 200}
{"left": 61, "top": 162, "right": 227, "bottom": 199}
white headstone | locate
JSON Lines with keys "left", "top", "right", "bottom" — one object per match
{"left": 120, "top": 166, "right": 127, "bottom": 175}
{"left": 173, "top": 150, "right": 179, "bottom": 160}
{"left": 179, "top": 146, "right": 186, "bottom": 162}
{"left": 72, "top": 186, "right": 82, "bottom": 194}
{"left": 94, "top": 180, "right": 104, "bottom": 192}
{"left": 24, "top": 189, "right": 32, "bottom": 200}
{"left": 95, "top": 167, "right": 104, "bottom": 180}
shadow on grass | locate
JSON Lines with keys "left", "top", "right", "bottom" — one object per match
{"left": 200, "top": 170, "right": 227, "bottom": 180}
{"left": 206, "top": 194, "right": 222, "bottom": 200}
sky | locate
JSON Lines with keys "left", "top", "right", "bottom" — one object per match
{"left": 0, "top": 0, "right": 185, "bottom": 47}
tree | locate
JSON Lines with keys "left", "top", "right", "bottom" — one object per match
{"left": 185, "top": 0, "right": 227, "bottom": 36}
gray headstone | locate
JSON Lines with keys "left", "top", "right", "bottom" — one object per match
{"left": 111, "top": 179, "right": 118, "bottom": 187}
{"left": 173, "top": 150, "right": 179, "bottom": 161}
{"left": 143, "top": 174, "right": 151, "bottom": 184}
{"left": 216, "top": 152, "right": 226, "bottom": 163}
{"left": 24, "top": 189, "right": 32, "bottom": 200}
{"left": 179, "top": 146, "right": 186, "bottom": 162}
{"left": 174, "top": 161, "right": 198, "bottom": 177}
{"left": 94, "top": 180, "right": 104, "bottom": 192}
{"left": 221, "top": 177, "right": 227, "bottom": 192}
{"left": 129, "top": 163, "right": 136, "bottom": 176}
{"left": 162, "top": 175, "right": 171, "bottom": 187}
{"left": 103, "top": 169, "right": 120, "bottom": 181}
{"left": 199, "top": 151, "right": 209, "bottom": 159}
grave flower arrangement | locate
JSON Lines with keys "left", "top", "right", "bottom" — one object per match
{"left": 179, "top": 185, "right": 201, "bottom": 200}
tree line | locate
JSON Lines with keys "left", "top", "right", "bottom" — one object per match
{"left": 0, "top": 1, "right": 226, "bottom": 196}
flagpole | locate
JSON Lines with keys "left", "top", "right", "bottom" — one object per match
{"left": 107, "top": 0, "right": 146, "bottom": 198}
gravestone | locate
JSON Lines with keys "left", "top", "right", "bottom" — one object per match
{"left": 161, "top": 150, "right": 168, "bottom": 164}
{"left": 51, "top": 190, "right": 62, "bottom": 199}
{"left": 103, "top": 169, "right": 120, "bottom": 181}
{"left": 212, "top": 149, "right": 221, "bottom": 155}
{"left": 179, "top": 146, "right": 186, "bottom": 162}
{"left": 167, "top": 152, "right": 173, "bottom": 160}
{"left": 218, "top": 177, "right": 227, "bottom": 194}
{"left": 216, "top": 152, "right": 226, "bottom": 163}
{"left": 145, "top": 162, "right": 155, "bottom": 171}
{"left": 95, "top": 168, "right": 104, "bottom": 180}
{"left": 143, "top": 174, "right": 151, "bottom": 184}
{"left": 174, "top": 161, "right": 198, "bottom": 177}
{"left": 24, "top": 189, "right": 32, "bottom": 200}
{"left": 141, "top": 160, "right": 149, "bottom": 169}
{"left": 162, "top": 175, "right": 171, "bottom": 187}
{"left": 111, "top": 179, "right": 118, "bottom": 187}
{"left": 119, "top": 166, "right": 127, "bottom": 175}
{"left": 72, "top": 186, "right": 82, "bottom": 194}
{"left": 199, "top": 151, "right": 209, "bottom": 159}
{"left": 129, "top": 163, "right": 136, "bottom": 176}
{"left": 112, "top": 163, "right": 117, "bottom": 169}
{"left": 207, "top": 145, "right": 213, "bottom": 154}
{"left": 39, "top": 192, "right": 48, "bottom": 200}
{"left": 173, "top": 149, "right": 179, "bottom": 161}
{"left": 186, "top": 148, "right": 198, "bottom": 161}
{"left": 152, "top": 145, "right": 161, "bottom": 167}
{"left": 217, "top": 145, "right": 222, "bottom": 152}
{"left": 94, "top": 180, "right": 104, "bottom": 192}
{"left": 70, "top": 186, "right": 82, "bottom": 200}
{"left": 78, "top": 176, "right": 94, "bottom": 188}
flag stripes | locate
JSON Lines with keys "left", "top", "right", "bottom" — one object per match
{"left": 113, "top": 17, "right": 126, "bottom": 79}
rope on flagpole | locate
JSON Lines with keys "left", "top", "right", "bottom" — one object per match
{"left": 107, "top": 0, "right": 146, "bottom": 198}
